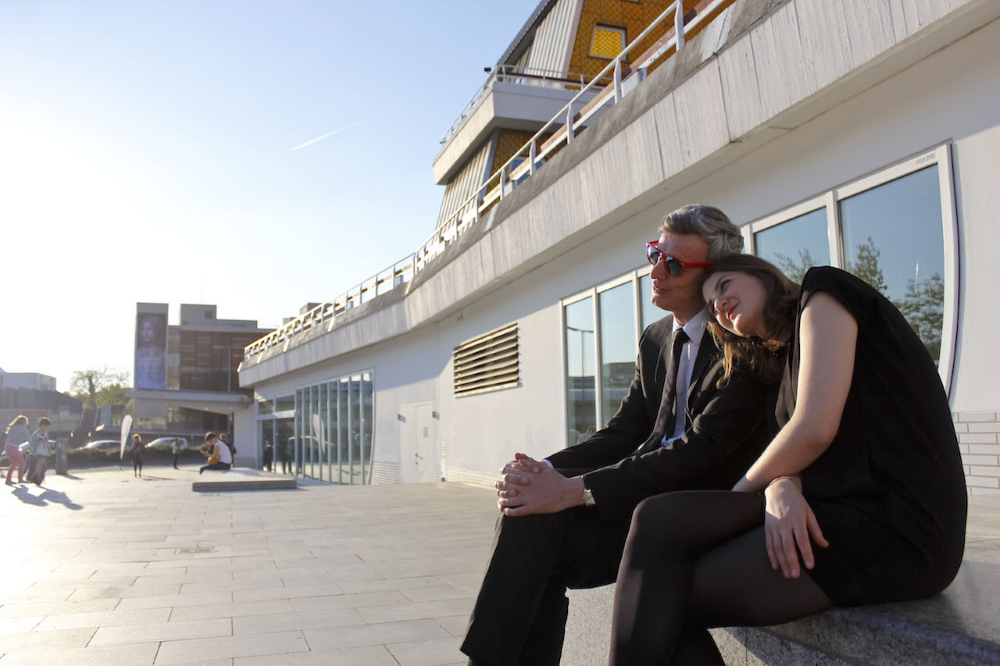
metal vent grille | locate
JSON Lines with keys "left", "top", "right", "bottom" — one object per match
{"left": 453, "top": 323, "right": 520, "bottom": 397}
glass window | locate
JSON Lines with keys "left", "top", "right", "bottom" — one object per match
{"left": 328, "top": 381, "right": 339, "bottom": 482}
{"left": 839, "top": 165, "right": 945, "bottom": 362}
{"left": 350, "top": 375, "right": 362, "bottom": 484}
{"left": 754, "top": 208, "right": 831, "bottom": 283}
{"left": 275, "top": 414, "right": 293, "bottom": 475}
{"left": 592, "top": 24, "right": 626, "bottom": 59}
{"left": 565, "top": 297, "right": 596, "bottom": 447}
{"left": 639, "top": 273, "right": 666, "bottom": 330}
{"left": 318, "top": 384, "right": 328, "bottom": 482}
{"left": 599, "top": 282, "right": 637, "bottom": 425}
{"left": 259, "top": 420, "right": 273, "bottom": 471}
{"left": 309, "top": 385, "right": 319, "bottom": 480}
{"left": 256, "top": 398, "right": 273, "bottom": 415}
{"left": 361, "top": 372, "right": 374, "bottom": 484}
{"left": 294, "top": 389, "right": 303, "bottom": 476}
{"left": 339, "top": 377, "right": 349, "bottom": 484}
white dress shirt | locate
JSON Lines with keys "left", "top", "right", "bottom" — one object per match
{"left": 661, "top": 309, "right": 709, "bottom": 448}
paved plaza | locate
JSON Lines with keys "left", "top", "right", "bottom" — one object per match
{"left": 0, "top": 464, "right": 499, "bottom": 665}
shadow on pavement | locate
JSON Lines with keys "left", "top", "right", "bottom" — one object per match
{"left": 39, "top": 488, "right": 83, "bottom": 510}
{"left": 9, "top": 485, "right": 83, "bottom": 510}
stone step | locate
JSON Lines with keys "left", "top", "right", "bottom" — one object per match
{"left": 191, "top": 469, "right": 298, "bottom": 492}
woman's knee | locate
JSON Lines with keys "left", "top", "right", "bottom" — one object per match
{"left": 631, "top": 493, "right": 692, "bottom": 535}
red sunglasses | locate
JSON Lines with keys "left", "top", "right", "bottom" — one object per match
{"left": 646, "top": 241, "right": 711, "bottom": 276}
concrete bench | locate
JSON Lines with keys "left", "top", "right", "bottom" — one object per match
{"left": 191, "top": 468, "right": 297, "bottom": 492}
{"left": 561, "top": 496, "right": 1000, "bottom": 665}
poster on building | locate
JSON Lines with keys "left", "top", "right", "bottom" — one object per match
{"left": 135, "top": 312, "right": 167, "bottom": 389}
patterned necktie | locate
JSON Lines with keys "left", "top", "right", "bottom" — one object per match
{"left": 637, "top": 328, "right": 690, "bottom": 455}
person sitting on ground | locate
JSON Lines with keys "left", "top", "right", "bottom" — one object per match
{"left": 130, "top": 434, "right": 144, "bottom": 478}
{"left": 608, "top": 255, "right": 968, "bottom": 664}
{"left": 25, "top": 417, "right": 52, "bottom": 485}
{"left": 199, "top": 432, "right": 232, "bottom": 474}
{"left": 4, "top": 415, "right": 30, "bottom": 485}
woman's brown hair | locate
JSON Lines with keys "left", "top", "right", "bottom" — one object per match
{"left": 699, "top": 254, "right": 801, "bottom": 386}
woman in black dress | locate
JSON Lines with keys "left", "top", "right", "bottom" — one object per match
{"left": 609, "top": 255, "right": 967, "bottom": 665}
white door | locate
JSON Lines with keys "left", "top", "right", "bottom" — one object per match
{"left": 398, "top": 402, "right": 437, "bottom": 483}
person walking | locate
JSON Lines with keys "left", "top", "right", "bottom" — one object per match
{"left": 130, "top": 434, "right": 144, "bottom": 478}
{"left": 4, "top": 415, "right": 30, "bottom": 485}
{"left": 171, "top": 437, "right": 181, "bottom": 469}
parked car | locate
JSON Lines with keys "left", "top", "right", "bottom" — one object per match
{"left": 84, "top": 439, "right": 120, "bottom": 451}
{"left": 147, "top": 437, "right": 190, "bottom": 450}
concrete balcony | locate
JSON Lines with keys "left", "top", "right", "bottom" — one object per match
{"left": 433, "top": 75, "right": 603, "bottom": 186}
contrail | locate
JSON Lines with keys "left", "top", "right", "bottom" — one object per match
{"left": 291, "top": 119, "right": 365, "bottom": 151}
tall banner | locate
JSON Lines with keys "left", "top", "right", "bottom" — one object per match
{"left": 120, "top": 414, "right": 133, "bottom": 460}
{"left": 135, "top": 312, "right": 167, "bottom": 389}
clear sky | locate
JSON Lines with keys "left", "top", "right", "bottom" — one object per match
{"left": 0, "top": 0, "right": 540, "bottom": 392}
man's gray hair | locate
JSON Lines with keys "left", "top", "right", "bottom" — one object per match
{"left": 658, "top": 204, "right": 744, "bottom": 261}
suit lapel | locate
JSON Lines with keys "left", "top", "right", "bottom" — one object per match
{"left": 686, "top": 329, "right": 718, "bottom": 405}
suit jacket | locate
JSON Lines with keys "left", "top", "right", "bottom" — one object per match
{"left": 546, "top": 315, "right": 773, "bottom": 524}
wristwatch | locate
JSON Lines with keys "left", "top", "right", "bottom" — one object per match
{"left": 582, "top": 484, "right": 596, "bottom": 507}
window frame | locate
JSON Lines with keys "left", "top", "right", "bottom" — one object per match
{"left": 560, "top": 270, "right": 644, "bottom": 436}
{"left": 590, "top": 24, "right": 627, "bottom": 60}
{"left": 745, "top": 144, "right": 959, "bottom": 395}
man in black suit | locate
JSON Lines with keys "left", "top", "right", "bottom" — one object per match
{"left": 461, "top": 205, "right": 775, "bottom": 666}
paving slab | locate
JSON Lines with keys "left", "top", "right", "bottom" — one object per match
{"left": 0, "top": 465, "right": 496, "bottom": 666}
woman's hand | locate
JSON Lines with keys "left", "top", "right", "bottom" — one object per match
{"left": 763, "top": 476, "right": 828, "bottom": 579}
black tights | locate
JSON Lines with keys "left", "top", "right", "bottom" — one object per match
{"left": 609, "top": 491, "right": 834, "bottom": 665}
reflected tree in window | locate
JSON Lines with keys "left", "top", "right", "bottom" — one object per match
{"left": 755, "top": 208, "right": 830, "bottom": 284}
{"left": 839, "top": 166, "right": 945, "bottom": 363}
{"left": 846, "top": 237, "right": 889, "bottom": 294}
{"left": 899, "top": 271, "right": 944, "bottom": 362}
{"left": 773, "top": 248, "right": 818, "bottom": 284}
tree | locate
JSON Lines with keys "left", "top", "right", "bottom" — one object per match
{"left": 898, "top": 272, "right": 945, "bottom": 363}
{"left": 772, "top": 247, "right": 818, "bottom": 284}
{"left": 846, "top": 237, "right": 889, "bottom": 295}
{"left": 69, "top": 366, "right": 130, "bottom": 409}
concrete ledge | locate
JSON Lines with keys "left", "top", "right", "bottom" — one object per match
{"left": 191, "top": 469, "right": 298, "bottom": 492}
{"left": 562, "top": 497, "right": 1000, "bottom": 665}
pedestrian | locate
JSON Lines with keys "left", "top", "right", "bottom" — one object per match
{"left": 263, "top": 443, "right": 273, "bottom": 472}
{"left": 130, "top": 434, "right": 144, "bottom": 478}
{"left": 4, "top": 415, "right": 30, "bottom": 485}
{"left": 172, "top": 437, "right": 181, "bottom": 469}
{"left": 25, "top": 417, "right": 51, "bottom": 485}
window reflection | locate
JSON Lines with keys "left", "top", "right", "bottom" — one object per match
{"left": 565, "top": 297, "right": 596, "bottom": 446}
{"left": 350, "top": 376, "right": 362, "bottom": 484}
{"left": 361, "top": 373, "right": 373, "bottom": 484}
{"left": 754, "top": 208, "right": 830, "bottom": 283}
{"left": 599, "top": 283, "right": 637, "bottom": 426}
{"left": 339, "top": 378, "right": 349, "bottom": 484}
{"left": 258, "top": 373, "right": 374, "bottom": 484}
{"left": 839, "top": 166, "right": 944, "bottom": 362}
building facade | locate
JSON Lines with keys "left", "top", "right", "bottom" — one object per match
{"left": 131, "top": 304, "right": 272, "bottom": 457}
{"left": 239, "top": 0, "right": 1000, "bottom": 494}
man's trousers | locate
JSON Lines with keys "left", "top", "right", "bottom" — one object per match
{"left": 461, "top": 506, "right": 631, "bottom": 666}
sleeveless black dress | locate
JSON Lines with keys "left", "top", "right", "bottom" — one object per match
{"left": 776, "top": 267, "right": 966, "bottom": 606}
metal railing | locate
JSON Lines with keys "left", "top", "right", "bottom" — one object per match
{"left": 438, "top": 64, "right": 614, "bottom": 149}
{"left": 244, "top": 0, "right": 731, "bottom": 360}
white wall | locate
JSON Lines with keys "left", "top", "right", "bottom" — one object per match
{"left": 233, "top": 406, "right": 257, "bottom": 468}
